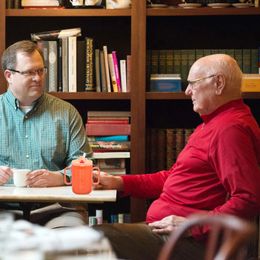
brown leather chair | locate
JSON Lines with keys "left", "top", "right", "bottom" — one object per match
{"left": 158, "top": 213, "right": 256, "bottom": 260}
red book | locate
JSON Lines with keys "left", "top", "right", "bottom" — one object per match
{"left": 87, "top": 119, "right": 129, "bottom": 124}
{"left": 86, "top": 123, "right": 131, "bottom": 136}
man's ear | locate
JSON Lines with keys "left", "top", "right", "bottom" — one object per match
{"left": 215, "top": 74, "right": 225, "bottom": 95}
{"left": 4, "top": 70, "right": 13, "bottom": 84}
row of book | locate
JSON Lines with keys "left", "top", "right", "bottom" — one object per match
{"left": 87, "top": 110, "right": 131, "bottom": 175}
{"left": 146, "top": 128, "right": 194, "bottom": 172}
{"left": 32, "top": 28, "right": 131, "bottom": 93}
{"left": 147, "top": 48, "right": 260, "bottom": 90}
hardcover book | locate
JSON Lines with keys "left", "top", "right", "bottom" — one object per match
{"left": 31, "top": 28, "right": 81, "bottom": 41}
{"left": 86, "top": 123, "right": 131, "bottom": 136}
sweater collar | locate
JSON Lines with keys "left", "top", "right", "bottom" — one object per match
{"left": 201, "top": 99, "right": 244, "bottom": 124}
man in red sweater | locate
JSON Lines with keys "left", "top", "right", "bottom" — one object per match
{"left": 94, "top": 54, "right": 260, "bottom": 260}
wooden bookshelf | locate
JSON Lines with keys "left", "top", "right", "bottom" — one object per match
{"left": 0, "top": 0, "right": 260, "bottom": 222}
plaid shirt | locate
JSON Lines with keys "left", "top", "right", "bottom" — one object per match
{"left": 0, "top": 90, "right": 91, "bottom": 183}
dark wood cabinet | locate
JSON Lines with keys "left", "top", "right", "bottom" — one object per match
{"left": 0, "top": 1, "right": 259, "bottom": 221}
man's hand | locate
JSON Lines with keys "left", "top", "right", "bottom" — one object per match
{"left": 0, "top": 166, "right": 12, "bottom": 185}
{"left": 26, "top": 170, "right": 64, "bottom": 187}
{"left": 148, "top": 215, "right": 188, "bottom": 235}
{"left": 93, "top": 172, "right": 124, "bottom": 191}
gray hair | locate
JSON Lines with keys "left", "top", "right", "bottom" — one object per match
{"left": 1, "top": 40, "right": 44, "bottom": 71}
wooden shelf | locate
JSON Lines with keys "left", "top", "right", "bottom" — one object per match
{"left": 6, "top": 8, "right": 131, "bottom": 17}
{"left": 147, "top": 7, "right": 260, "bottom": 16}
{"left": 49, "top": 92, "right": 131, "bottom": 100}
{"left": 146, "top": 92, "right": 260, "bottom": 100}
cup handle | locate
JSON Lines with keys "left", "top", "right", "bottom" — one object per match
{"left": 93, "top": 167, "right": 100, "bottom": 185}
{"left": 64, "top": 166, "right": 72, "bottom": 185}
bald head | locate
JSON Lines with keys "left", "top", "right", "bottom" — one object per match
{"left": 190, "top": 54, "right": 242, "bottom": 98}
{"left": 186, "top": 54, "right": 243, "bottom": 115}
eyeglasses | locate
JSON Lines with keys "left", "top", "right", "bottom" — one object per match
{"left": 187, "top": 74, "right": 216, "bottom": 89}
{"left": 8, "top": 67, "right": 47, "bottom": 77}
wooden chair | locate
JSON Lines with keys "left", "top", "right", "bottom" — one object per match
{"left": 158, "top": 213, "right": 256, "bottom": 260}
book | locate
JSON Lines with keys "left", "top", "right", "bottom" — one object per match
{"left": 48, "top": 41, "right": 58, "bottom": 92}
{"left": 103, "top": 45, "right": 112, "bottom": 92}
{"left": 112, "top": 51, "right": 121, "bottom": 92}
{"left": 92, "top": 151, "right": 130, "bottom": 159}
{"left": 88, "top": 135, "right": 129, "bottom": 142}
{"left": 87, "top": 119, "right": 129, "bottom": 124}
{"left": 120, "top": 59, "right": 127, "bottom": 92}
{"left": 126, "top": 55, "right": 131, "bottom": 92}
{"left": 37, "top": 41, "right": 49, "bottom": 91}
{"left": 86, "top": 123, "right": 131, "bottom": 136}
{"left": 95, "top": 49, "right": 101, "bottom": 92}
{"left": 85, "top": 37, "right": 95, "bottom": 91}
{"left": 77, "top": 40, "right": 86, "bottom": 92}
{"left": 105, "top": 168, "right": 126, "bottom": 175}
{"left": 31, "top": 27, "right": 81, "bottom": 41}
{"left": 89, "top": 141, "right": 130, "bottom": 152}
{"left": 108, "top": 53, "right": 118, "bottom": 92}
{"left": 68, "top": 36, "right": 77, "bottom": 92}
{"left": 87, "top": 111, "right": 131, "bottom": 117}
{"left": 57, "top": 39, "right": 63, "bottom": 92}
{"left": 100, "top": 50, "right": 107, "bottom": 92}
{"left": 61, "top": 37, "right": 68, "bottom": 92}
{"left": 94, "top": 158, "right": 126, "bottom": 169}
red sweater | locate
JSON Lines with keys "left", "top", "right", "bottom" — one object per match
{"left": 122, "top": 99, "right": 260, "bottom": 223}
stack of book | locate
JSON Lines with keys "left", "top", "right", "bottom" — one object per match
{"left": 86, "top": 111, "right": 131, "bottom": 175}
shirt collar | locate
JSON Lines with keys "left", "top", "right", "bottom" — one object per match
{"left": 5, "top": 89, "right": 45, "bottom": 111}
{"left": 201, "top": 99, "right": 244, "bottom": 124}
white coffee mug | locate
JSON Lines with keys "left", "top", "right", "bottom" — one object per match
{"left": 12, "top": 169, "right": 31, "bottom": 187}
{"left": 70, "top": 0, "right": 84, "bottom": 6}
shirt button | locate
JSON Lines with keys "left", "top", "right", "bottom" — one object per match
{"left": 26, "top": 155, "right": 29, "bottom": 159}
{"left": 25, "top": 116, "right": 28, "bottom": 119}
{"left": 25, "top": 135, "right": 28, "bottom": 139}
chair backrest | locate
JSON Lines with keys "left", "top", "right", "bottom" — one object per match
{"left": 158, "top": 213, "right": 256, "bottom": 260}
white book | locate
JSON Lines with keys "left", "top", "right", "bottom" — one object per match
{"left": 48, "top": 41, "right": 58, "bottom": 92}
{"left": 103, "top": 46, "right": 111, "bottom": 92}
{"left": 120, "top": 59, "right": 127, "bottom": 92}
{"left": 62, "top": 37, "right": 68, "bottom": 92}
{"left": 68, "top": 36, "right": 77, "bottom": 93}
{"left": 92, "top": 152, "right": 130, "bottom": 159}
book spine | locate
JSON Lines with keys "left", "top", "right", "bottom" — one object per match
{"left": 126, "top": 55, "right": 131, "bottom": 92}
{"left": 103, "top": 46, "right": 111, "bottom": 92}
{"left": 95, "top": 49, "right": 101, "bottom": 92}
{"left": 100, "top": 50, "right": 107, "bottom": 92}
{"left": 86, "top": 123, "right": 131, "bottom": 136}
{"left": 108, "top": 53, "right": 119, "bottom": 92}
{"left": 57, "top": 39, "right": 63, "bottom": 92}
{"left": 37, "top": 41, "right": 49, "bottom": 92}
{"left": 85, "top": 37, "right": 95, "bottom": 91}
{"left": 61, "top": 37, "right": 68, "bottom": 92}
{"left": 120, "top": 59, "right": 127, "bottom": 92}
{"left": 112, "top": 51, "right": 121, "bottom": 92}
{"left": 48, "top": 41, "right": 58, "bottom": 92}
{"left": 68, "top": 36, "right": 77, "bottom": 92}
{"left": 77, "top": 40, "right": 86, "bottom": 92}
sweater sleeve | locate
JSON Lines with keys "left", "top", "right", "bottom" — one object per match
{"left": 121, "top": 169, "right": 171, "bottom": 199}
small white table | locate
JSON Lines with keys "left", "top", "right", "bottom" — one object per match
{"left": 0, "top": 185, "right": 117, "bottom": 220}
{"left": 0, "top": 185, "right": 117, "bottom": 203}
